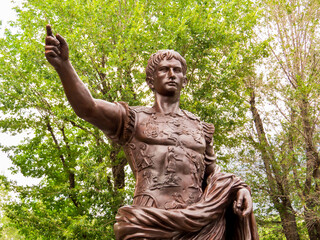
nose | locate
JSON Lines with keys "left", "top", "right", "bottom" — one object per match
{"left": 168, "top": 68, "right": 176, "bottom": 79}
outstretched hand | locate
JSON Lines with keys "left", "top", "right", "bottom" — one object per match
{"left": 233, "top": 188, "right": 253, "bottom": 217}
{"left": 45, "top": 25, "right": 69, "bottom": 68}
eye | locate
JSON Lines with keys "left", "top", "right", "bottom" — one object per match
{"left": 174, "top": 68, "right": 182, "bottom": 73}
{"left": 159, "top": 67, "right": 168, "bottom": 72}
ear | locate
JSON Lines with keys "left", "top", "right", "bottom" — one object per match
{"left": 146, "top": 77, "right": 154, "bottom": 90}
{"left": 182, "top": 77, "right": 188, "bottom": 88}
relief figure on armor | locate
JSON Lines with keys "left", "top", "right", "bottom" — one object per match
{"left": 45, "top": 25, "right": 259, "bottom": 239}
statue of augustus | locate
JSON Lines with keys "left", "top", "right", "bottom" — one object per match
{"left": 45, "top": 25, "right": 259, "bottom": 240}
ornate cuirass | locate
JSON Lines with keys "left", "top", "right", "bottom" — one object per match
{"left": 123, "top": 106, "right": 210, "bottom": 209}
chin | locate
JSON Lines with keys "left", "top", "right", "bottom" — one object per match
{"left": 163, "top": 91, "right": 179, "bottom": 97}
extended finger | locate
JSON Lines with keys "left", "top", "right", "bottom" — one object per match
{"left": 46, "top": 25, "right": 53, "bottom": 37}
{"left": 45, "top": 45, "right": 61, "bottom": 55}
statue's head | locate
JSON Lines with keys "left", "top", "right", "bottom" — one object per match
{"left": 146, "top": 50, "right": 187, "bottom": 91}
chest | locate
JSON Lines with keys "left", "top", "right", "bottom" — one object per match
{"left": 134, "top": 112, "right": 206, "bottom": 153}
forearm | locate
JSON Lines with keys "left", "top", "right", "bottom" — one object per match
{"left": 55, "top": 60, "right": 95, "bottom": 118}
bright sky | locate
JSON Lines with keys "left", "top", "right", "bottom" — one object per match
{"left": 0, "top": 1, "right": 17, "bottom": 36}
{"left": 0, "top": 0, "right": 41, "bottom": 186}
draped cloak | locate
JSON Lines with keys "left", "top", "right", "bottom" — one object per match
{"left": 107, "top": 103, "right": 259, "bottom": 240}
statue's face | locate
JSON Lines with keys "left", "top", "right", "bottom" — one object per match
{"left": 150, "top": 58, "right": 187, "bottom": 96}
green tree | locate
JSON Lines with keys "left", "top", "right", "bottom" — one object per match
{"left": 242, "top": 0, "right": 320, "bottom": 239}
{"left": 0, "top": 178, "right": 24, "bottom": 240}
{"left": 0, "top": 0, "right": 264, "bottom": 238}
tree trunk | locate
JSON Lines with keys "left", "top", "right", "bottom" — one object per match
{"left": 305, "top": 202, "right": 320, "bottom": 240}
{"left": 250, "top": 90, "right": 300, "bottom": 240}
{"left": 277, "top": 197, "right": 301, "bottom": 240}
{"left": 299, "top": 98, "right": 320, "bottom": 239}
{"left": 112, "top": 155, "right": 127, "bottom": 191}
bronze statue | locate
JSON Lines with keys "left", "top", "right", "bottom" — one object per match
{"left": 45, "top": 25, "right": 259, "bottom": 239}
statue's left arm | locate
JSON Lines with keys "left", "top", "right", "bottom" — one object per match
{"left": 203, "top": 122, "right": 253, "bottom": 218}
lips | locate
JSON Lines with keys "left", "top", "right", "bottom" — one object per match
{"left": 166, "top": 81, "right": 177, "bottom": 86}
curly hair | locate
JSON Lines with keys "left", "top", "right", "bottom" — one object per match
{"left": 145, "top": 50, "right": 187, "bottom": 88}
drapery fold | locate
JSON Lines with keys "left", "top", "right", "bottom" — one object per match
{"left": 114, "top": 167, "right": 259, "bottom": 240}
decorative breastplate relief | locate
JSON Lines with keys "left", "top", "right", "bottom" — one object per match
{"left": 124, "top": 108, "right": 207, "bottom": 209}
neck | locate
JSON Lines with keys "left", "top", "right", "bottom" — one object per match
{"left": 153, "top": 92, "right": 181, "bottom": 114}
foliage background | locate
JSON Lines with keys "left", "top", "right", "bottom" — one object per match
{"left": 0, "top": 0, "right": 319, "bottom": 239}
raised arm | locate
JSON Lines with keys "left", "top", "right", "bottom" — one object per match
{"left": 45, "top": 25, "right": 123, "bottom": 135}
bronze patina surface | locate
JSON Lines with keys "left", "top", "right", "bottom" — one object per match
{"left": 45, "top": 25, "right": 259, "bottom": 239}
